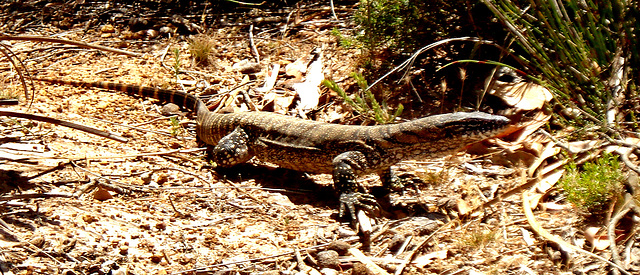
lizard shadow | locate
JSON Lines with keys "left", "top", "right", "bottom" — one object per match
{"left": 214, "top": 163, "right": 340, "bottom": 213}
{"left": 214, "top": 164, "right": 450, "bottom": 222}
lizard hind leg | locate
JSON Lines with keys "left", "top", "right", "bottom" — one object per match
{"left": 212, "top": 127, "right": 252, "bottom": 167}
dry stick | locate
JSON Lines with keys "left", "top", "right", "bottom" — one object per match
{"left": 249, "top": 24, "right": 260, "bottom": 62}
{"left": 329, "top": 0, "right": 338, "bottom": 20}
{"left": 24, "top": 161, "right": 72, "bottom": 181}
{"left": 0, "top": 218, "right": 20, "bottom": 242}
{"left": 160, "top": 44, "right": 173, "bottom": 73}
{"left": 608, "top": 194, "right": 634, "bottom": 275}
{"left": 0, "top": 35, "right": 140, "bottom": 57}
{"left": 70, "top": 163, "right": 143, "bottom": 193}
{"left": 88, "top": 116, "right": 175, "bottom": 138}
{"left": 619, "top": 150, "right": 640, "bottom": 175}
{"left": 0, "top": 109, "right": 127, "bottom": 143}
{"left": 522, "top": 190, "right": 631, "bottom": 275}
{"left": 167, "top": 195, "right": 184, "bottom": 217}
{"left": 467, "top": 170, "right": 538, "bottom": 215}
{"left": 0, "top": 43, "right": 33, "bottom": 107}
{"left": 349, "top": 247, "right": 391, "bottom": 275}
{"left": 394, "top": 224, "right": 455, "bottom": 275}
{"left": 366, "top": 37, "right": 517, "bottom": 92}
{"left": 131, "top": 114, "right": 179, "bottom": 127}
{"left": 28, "top": 147, "right": 204, "bottom": 161}
{"left": 0, "top": 192, "right": 71, "bottom": 201}
{"left": 624, "top": 227, "right": 639, "bottom": 265}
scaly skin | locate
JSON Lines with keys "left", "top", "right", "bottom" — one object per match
{"left": 36, "top": 77, "right": 510, "bottom": 220}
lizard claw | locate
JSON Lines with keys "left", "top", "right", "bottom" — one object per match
{"left": 339, "top": 192, "right": 378, "bottom": 221}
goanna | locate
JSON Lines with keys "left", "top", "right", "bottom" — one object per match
{"left": 36, "top": 77, "right": 510, "bottom": 220}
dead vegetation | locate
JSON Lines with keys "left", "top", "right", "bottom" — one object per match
{"left": 0, "top": 1, "right": 639, "bottom": 275}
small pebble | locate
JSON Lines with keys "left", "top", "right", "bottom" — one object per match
{"left": 326, "top": 240, "right": 350, "bottom": 255}
{"left": 316, "top": 250, "right": 339, "bottom": 269}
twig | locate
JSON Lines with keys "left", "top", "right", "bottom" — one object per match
{"left": 160, "top": 44, "right": 173, "bottom": 73}
{"left": 522, "top": 190, "right": 631, "bottom": 275}
{"left": 608, "top": 194, "right": 634, "bottom": 275}
{"left": 394, "top": 223, "right": 454, "bottom": 275}
{"left": 618, "top": 150, "right": 640, "bottom": 175}
{"left": 0, "top": 35, "right": 140, "bottom": 57}
{"left": 88, "top": 116, "right": 176, "bottom": 138}
{"left": 70, "top": 162, "right": 144, "bottom": 192}
{"left": 0, "top": 192, "right": 72, "bottom": 201}
{"left": 467, "top": 169, "right": 537, "bottom": 215}
{"left": 0, "top": 109, "right": 128, "bottom": 143}
{"left": 131, "top": 114, "right": 180, "bottom": 127}
{"left": 329, "top": 0, "right": 338, "bottom": 20}
{"left": 249, "top": 25, "right": 260, "bottom": 62}
{"left": 24, "top": 161, "right": 72, "bottom": 181}
{"left": 167, "top": 195, "right": 184, "bottom": 217}
{"left": 0, "top": 43, "right": 33, "bottom": 107}
{"left": 537, "top": 129, "right": 607, "bottom": 154}
{"left": 349, "top": 247, "right": 390, "bottom": 275}
{"left": 28, "top": 147, "right": 205, "bottom": 161}
{"left": 249, "top": 24, "right": 260, "bottom": 63}
{"left": 0, "top": 218, "right": 19, "bottom": 241}
{"left": 366, "top": 37, "right": 521, "bottom": 92}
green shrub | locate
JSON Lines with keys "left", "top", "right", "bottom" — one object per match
{"left": 560, "top": 154, "right": 623, "bottom": 213}
{"left": 353, "top": 0, "right": 469, "bottom": 65}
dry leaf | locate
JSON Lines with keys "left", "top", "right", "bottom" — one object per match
{"left": 528, "top": 142, "right": 561, "bottom": 176}
{"left": 256, "top": 63, "right": 280, "bottom": 93}
{"left": 292, "top": 50, "right": 324, "bottom": 112}
{"left": 567, "top": 139, "right": 601, "bottom": 154}
{"left": 285, "top": 56, "right": 309, "bottom": 80}
{"left": 413, "top": 250, "right": 448, "bottom": 268}
{"left": 521, "top": 228, "right": 535, "bottom": 246}
{"left": 232, "top": 59, "right": 261, "bottom": 74}
{"left": 457, "top": 199, "right": 472, "bottom": 216}
{"left": 538, "top": 202, "right": 571, "bottom": 211}
{"left": 510, "top": 112, "right": 551, "bottom": 143}
{"left": 525, "top": 192, "right": 544, "bottom": 210}
{"left": 584, "top": 227, "right": 610, "bottom": 250}
{"left": 489, "top": 81, "right": 553, "bottom": 110}
{"left": 535, "top": 168, "right": 564, "bottom": 194}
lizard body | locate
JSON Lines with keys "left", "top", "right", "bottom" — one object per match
{"left": 36, "top": 77, "right": 510, "bottom": 219}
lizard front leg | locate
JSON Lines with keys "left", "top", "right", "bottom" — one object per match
{"left": 212, "top": 127, "right": 252, "bottom": 167}
{"left": 332, "top": 151, "right": 378, "bottom": 221}
{"left": 379, "top": 168, "right": 404, "bottom": 192}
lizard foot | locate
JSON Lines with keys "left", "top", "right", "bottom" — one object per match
{"left": 339, "top": 192, "right": 378, "bottom": 221}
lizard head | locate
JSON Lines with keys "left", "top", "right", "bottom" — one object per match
{"left": 391, "top": 112, "right": 510, "bottom": 145}
{"left": 433, "top": 112, "right": 511, "bottom": 140}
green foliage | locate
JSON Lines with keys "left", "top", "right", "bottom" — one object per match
{"left": 322, "top": 73, "right": 402, "bottom": 124}
{"left": 330, "top": 27, "right": 357, "bottom": 49}
{"left": 353, "top": 0, "right": 468, "bottom": 63}
{"left": 172, "top": 49, "right": 182, "bottom": 77}
{"left": 188, "top": 34, "right": 216, "bottom": 66}
{"left": 560, "top": 154, "right": 623, "bottom": 213}
{"left": 169, "top": 117, "right": 183, "bottom": 137}
{"left": 482, "top": 0, "right": 639, "bottom": 127}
